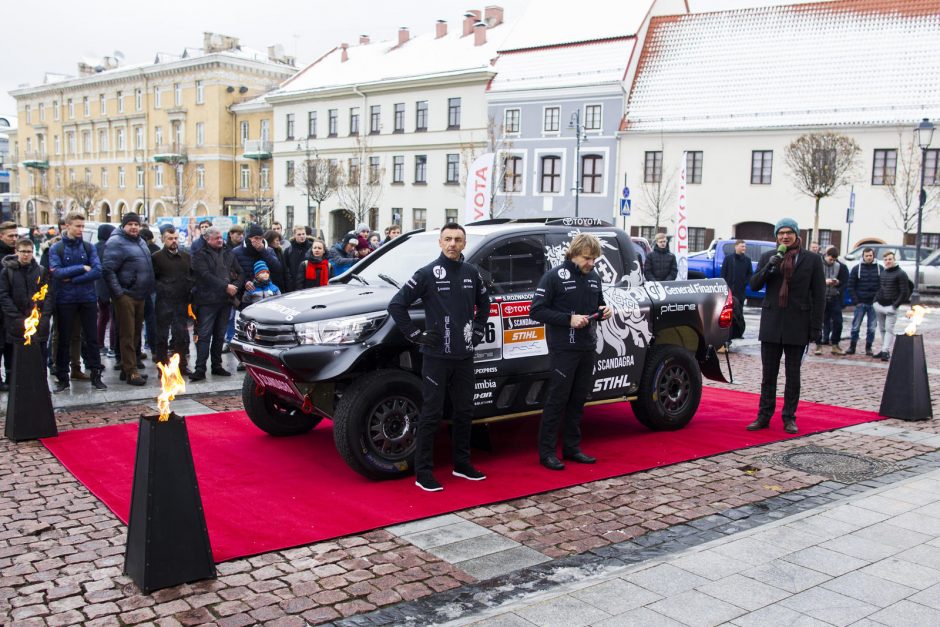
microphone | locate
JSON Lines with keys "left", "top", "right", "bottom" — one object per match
{"left": 776, "top": 244, "right": 788, "bottom": 257}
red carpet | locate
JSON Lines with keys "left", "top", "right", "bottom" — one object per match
{"left": 42, "top": 388, "right": 882, "bottom": 562}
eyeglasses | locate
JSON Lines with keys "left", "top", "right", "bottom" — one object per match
{"left": 777, "top": 230, "right": 796, "bottom": 236}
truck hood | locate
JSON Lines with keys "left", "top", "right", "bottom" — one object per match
{"left": 240, "top": 284, "right": 397, "bottom": 324}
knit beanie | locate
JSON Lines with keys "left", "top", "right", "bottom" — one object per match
{"left": 356, "top": 223, "right": 370, "bottom": 234}
{"left": 253, "top": 260, "right": 269, "bottom": 277}
{"left": 774, "top": 217, "right": 799, "bottom": 236}
{"left": 121, "top": 212, "right": 141, "bottom": 227}
{"left": 246, "top": 224, "right": 265, "bottom": 239}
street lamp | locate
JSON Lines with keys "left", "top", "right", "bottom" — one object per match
{"left": 568, "top": 110, "right": 586, "bottom": 218}
{"left": 912, "top": 117, "right": 935, "bottom": 305}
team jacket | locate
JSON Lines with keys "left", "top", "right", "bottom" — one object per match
{"left": 530, "top": 259, "right": 606, "bottom": 352}
{"left": 388, "top": 253, "right": 490, "bottom": 360}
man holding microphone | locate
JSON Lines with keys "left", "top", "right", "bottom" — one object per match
{"left": 531, "top": 233, "right": 612, "bottom": 470}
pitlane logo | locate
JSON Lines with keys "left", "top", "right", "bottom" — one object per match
{"left": 432, "top": 265, "right": 447, "bottom": 279}
{"left": 646, "top": 281, "right": 667, "bottom": 302}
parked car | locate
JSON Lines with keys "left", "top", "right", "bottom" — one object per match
{"left": 910, "top": 248, "right": 940, "bottom": 292}
{"left": 232, "top": 218, "right": 734, "bottom": 480}
{"left": 687, "top": 239, "right": 778, "bottom": 300}
{"left": 844, "top": 244, "right": 934, "bottom": 263}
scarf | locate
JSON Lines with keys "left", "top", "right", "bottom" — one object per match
{"left": 778, "top": 237, "right": 802, "bottom": 308}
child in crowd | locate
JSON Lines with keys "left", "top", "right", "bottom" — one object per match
{"left": 242, "top": 260, "right": 281, "bottom": 307}
{"left": 297, "top": 240, "right": 331, "bottom": 290}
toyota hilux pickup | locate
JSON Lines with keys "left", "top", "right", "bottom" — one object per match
{"left": 231, "top": 218, "right": 734, "bottom": 480}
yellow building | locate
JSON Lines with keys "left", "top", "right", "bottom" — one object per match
{"left": 8, "top": 33, "right": 295, "bottom": 227}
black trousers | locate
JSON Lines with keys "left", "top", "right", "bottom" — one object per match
{"left": 55, "top": 302, "right": 102, "bottom": 380}
{"left": 194, "top": 304, "right": 231, "bottom": 372}
{"left": 758, "top": 342, "right": 805, "bottom": 422}
{"left": 822, "top": 299, "right": 843, "bottom": 345}
{"left": 154, "top": 298, "right": 191, "bottom": 367}
{"left": 539, "top": 349, "right": 595, "bottom": 459}
{"left": 415, "top": 355, "right": 473, "bottom": 476}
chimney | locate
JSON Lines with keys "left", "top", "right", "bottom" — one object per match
{"left": 340, "top": 43, "right": 349, "bottom": 62}
{"left": 435, "top": 20, "right": 448, "bottom": 39}
{"left": 484, "top": 6, "right": 504, "bottom": 27}
{"left": 474, "top": 21, "right": 487, "bottom": 46}
{"left": 398, "top": 27, "right": 410, "bottom": 46}
{"left": 462, "top": 11, "right": 480, "bottom": 36}
{"left": 359, "top": 34, "right": 370, "bottom": 45}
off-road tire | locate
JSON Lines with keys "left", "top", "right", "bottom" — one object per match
{"left": 631, "top": 344, "right": 702, "bottom": 431}
{"left": 242, "top": 373, "right": 321, "bottom": 436}
{"left": 333, "top": 369, "right": 422, "bottom": 480}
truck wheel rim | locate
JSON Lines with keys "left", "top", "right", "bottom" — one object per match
{"left": 367, "top": 396, "right": 418, "bottom": 459}
{"left": 657, "top": 364, "right": 690, "bottom": 415}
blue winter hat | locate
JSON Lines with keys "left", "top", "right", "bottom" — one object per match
{"left": 253, "top": 260, "right": 269, "bottom": 277}
{"left": 774, "top": 217, "right": 799, "bottom": 236}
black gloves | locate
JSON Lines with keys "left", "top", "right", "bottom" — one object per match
{"left": 767, "top": 253, "right": 783, "bottom": 269}
{"left": 472, "top": 323, "right": 486, "bottom": 347}
{"left": 410, "top": 330, "right": 442, "bottom": 348}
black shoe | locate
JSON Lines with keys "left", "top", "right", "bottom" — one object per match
{"left": 845, "top": 344, "right": 856, "bottom": 355}
{"left": 91, "top": 374, "right": 108, "bottom": 390}
{"left": 189, "top": 370, "right": 206, "bottom": 382}
{"left": 746, "top": 418, "right": 770, "bottom": 431}
{"left": 127, "top": 374, "right": 147, "bottom": 387}
{"left": 211, "top": 367, "right": 232, "bottom": 377}
{"left": 865, "top": 345, "right": 874, "bottom": 357}
{"left": 53, "top": 379, "right": 70, "bottom": 393}
{"left": 139, "top": 352, "right": 147, "bottom": 361}
{"left": 783, "top": 420, "right": 798, "bottom": 434}
{"left": 236, "top": 363, "right": 246, "bottom": 372}
{"left": 563, "top": 451, "right": 596, "bottom": 464}
{"left": 415, "top": 474, "right": 443, "bottom": 492}
{"left": 540, "top": 456, "right": 565, "bottom": 471}
{"left": 452, "top": 465, "right": 486, "bottom": 481}
{"left": 880, "top": 351, "right": 890, "bottom": 362}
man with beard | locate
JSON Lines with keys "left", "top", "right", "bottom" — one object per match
{"left": 151, "top": 227, "right": 193, "bottom": 374}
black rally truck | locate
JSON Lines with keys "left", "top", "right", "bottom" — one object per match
{"left": 231, "top": 218, "right": 734, "bottom": 480}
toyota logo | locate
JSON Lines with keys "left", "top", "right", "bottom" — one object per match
{"left": 245, "top": 321, "right": 258, "bottom": 340}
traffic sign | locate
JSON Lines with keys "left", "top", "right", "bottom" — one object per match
{"left": 849, "top": 190, "right": 856, "bottom": 210}
{"left": 620, "top": 198, "right": 632, "bottom": 216}
{"left": 846, "top": 207, "right": 855, "bottom": 224}
{"left": 622, "top": 186, "right": 630, "bottom": 199}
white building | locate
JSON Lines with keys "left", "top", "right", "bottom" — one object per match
{"left": 620, "top": 0, "right": 940, "bottom": 253}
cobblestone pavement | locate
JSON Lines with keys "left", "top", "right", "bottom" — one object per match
{"left": 1, "top": 308, "right": 938, "bottom": 626}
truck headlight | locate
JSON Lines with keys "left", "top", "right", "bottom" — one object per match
{"left": 294, "top": 311, "right": 387, "bottom": 345}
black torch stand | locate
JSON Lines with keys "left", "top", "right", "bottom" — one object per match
{"left": 4, "top": 342, "right": 57, "bottom": 441}
{"left": 123, "top": 412, "right": 216, "bottom": 593}
{"left": 879, "top": 333, "right": 933, "bottom": 421}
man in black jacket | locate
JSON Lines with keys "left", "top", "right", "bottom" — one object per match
{"left": 746, "top": 218, "right": 825, "bottom": 434}
{"left": 388, "top": 223, "right": 490, "bottom": 492}
{"left": 190, "top": 226, "right": 244, "bottom": 381}
{"left": 0, "top": 222, "right": 18, "bottom": 389}
{"left": 284, "top": 225, "right": 312, "bottom": 284}
{"left": 644, "top": 233, "right": 678, "bottom": 281}
{"left": 531, "top": 233, "right": 612, "bottom": 470}
{"left": 846, "top": 248, "right": 881, "bottom": 355}
{"left": 719, "top": 239, "right": 752, "bottom": 352}
{"left": 873, "top": 251, "right": 910, "bottom": 362}
{"left": 152, "top": 227, "right": 193, "bottom": 374}
{"left": 816, "top": 246, "right": 849, "bottom": 355}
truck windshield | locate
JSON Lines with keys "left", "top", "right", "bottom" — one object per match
{"left": 349, "top": 232, "right": 484, "bottom": 286}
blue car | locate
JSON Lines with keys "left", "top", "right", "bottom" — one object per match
{"left": 687, "top": 239, "right": 779, "bottom": 300}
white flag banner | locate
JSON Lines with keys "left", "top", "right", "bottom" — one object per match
{"left": 464, "top": 153, "right": 495, "bottom": 224}
{"left": 675, "top": 151, "right": 688, "bottom": 280}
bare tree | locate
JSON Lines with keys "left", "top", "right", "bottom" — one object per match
{"left": 460, "top": 115, "right": 516, "bottom": 219}
{"left": 335, "top": 135, "right": 384, "bottom": 228}
{"left": 64, "top": 180, "right": 103, "bottom": 219}
{"left": 640, "top": 152, "right": 676, "bottom": 232}
{"left": 296, "top": 155, "right": 339, "bottom": 237}
{"left": 882, "top": 130, "right": 940, "bottom": 238}
{"left": 784, "top": 132, "right": 861, "bottom": 241}
{"left": 159, "top": 153, "right": 205, "bottom": 218}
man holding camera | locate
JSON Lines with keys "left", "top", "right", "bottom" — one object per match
{"left": 388, "top": 223, "right": 491, "bottom": 492}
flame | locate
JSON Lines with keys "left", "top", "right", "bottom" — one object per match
{"left": 23, "top": 284, "right": 49, "bottom": 345}
{"left": 156, "top": 353, "right": 186, "bottom": 421}
{"left": 187, "top": 304, "right": 196, "bottom": 320}
{"left": 905, "top": 305, "right": 931, "bottom": 336}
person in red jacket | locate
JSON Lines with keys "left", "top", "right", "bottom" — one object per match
{"left": 296, "top": 240, "right": 331, "bottom": 290}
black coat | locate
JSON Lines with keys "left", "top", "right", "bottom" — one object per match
{"left": 191, "top": 244, "right": 244, "bottom": 307}
{"left": 531, "top": 259, "right": 606, "bottom": 352}
{"left": 269, "top": 246, "right": 291, "bottom": 293}
{"left": 875, "top": 265, "right": 910, "bottom": 308}
{"left": 0, "top": 256, "right": 55, "bottom": 344}
{"left": 284, "top": 238, "right": 312, "bottom": 287}
{"left": 102, "top": 229, "right": 156, "bottom": 300}
{"left": 644, "top": 246, "right": 678, "bottom": 281}
{"left": 720, "top": 253, "right": 753, "bottom": 301}
{"left": 750, "top": 249, "right": 826, "bottom": 346}
{"left": 152, "top": 247, "right": 193, "bottom": 304}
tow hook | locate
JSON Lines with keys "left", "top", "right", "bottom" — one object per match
{"left": 301, "top": 395, "right": 315, "bottom": 414}
{"left": 254, "top": 383, "right": 266, "bottom": 396}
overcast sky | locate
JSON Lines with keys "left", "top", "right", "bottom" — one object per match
{"left": 1, "top": 0, "right": 812, "bottom": 120}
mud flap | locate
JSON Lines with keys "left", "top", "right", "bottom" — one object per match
{"left": 700, "top": 345, "right": 732, "bottom": 384}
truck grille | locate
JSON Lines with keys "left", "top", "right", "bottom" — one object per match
{"left": 235, "top": 317, "right": 297, "bottom": 347}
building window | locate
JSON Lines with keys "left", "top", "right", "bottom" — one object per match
{"left": 415, "top": 101, "right": 428, "bottom": 131}
{"left": 66, "top": 132, "right": 75, "bottom": 155}
{"left": 82, "top": 96, "right": 89, "bottom": 117}
{"left": 285, "top": 113, "right": 295, "bottom": 140}
{"left": 582, "top": 155, "right": 603, "bottom": 193}
{"left": 53, "top": 100, "right": 60, "bottom": 120}
{"left": 37, "top": 102, "right": 44, "bottom": 121}
{"left": 544, "top": 107, "right": 559, "bottom": 132}
{"left": 391, "top": 207, "right": 402, "bottom": 225}
{"left": 195, "top": 123, "right": 205, "bottom": 147}
{"left": 392, "top": 156, "right": 404, "bottom": 183}
{"left": 54, "top": 135, "right": 61, "bottom": 155}
{"left": 240, "top": 121, "right": 249, "bottom": 145}
{"left": 25, "top": 104, "right": 32, "bottom": 124}
{"left": 349, "top": 107, "right": 359, "bottom": 135}
{"left": 414, "top": 155, "right": 427, "bottom": 184}
{"left": 370, "top": 105, "right": 380, "bottom": 134}
{"left": 540, "top": 156, "right": 561, "bottom": 193}
{"left": 584, "top": 104, "right": 602, "bottom": 130}
{"left": 926, "top": 149, "right": 940, "bottom": 186}
{"left": 135, "top": 88, "right": 143, "bottom": 111}
{"left": 328, "top": 109, "right": 338, "bottom": 136}
{"left": 413, "top": 208, "right": 427, "bottom": 230}
{"left": 504, "top": 109, "right": 520, "bottom": 134}
{"left": 285, "top": 205, "right": 294, "bottom": 231}
{"left": 67, "top": 98, "right": 74, "bottom": 118}
{"left": 240, "top": 164, "right": 250, "bottom": 189}
{"left": 195, "top": 80, "right": 204, "bottom": 104}
{"left": 118, "top": 167, "right": 125, "bottom": 189}
{"left": 502, "top": 155, "right": 522, "bottom": 192}
{"left": 445, "top": 208, "right": 458, "bottom": 224}
{"left": 446, "top": 154, "right": 460, "bottom": 184}
{"left": 307, "top": 111, "right": 316, "bottom": 138}
{"left": 134, "top": 126, "right": 143, "bottom": 150}
{"left": 260, "top": 166, "right": 270, "bottom": 189}
{"left": 260, "top": 119, "right": 269, "bottom": 142}
{"left": 117, "top": 91, "right": 124, "bottom": 113}
{"left": 921, "top": 233, "right": 940, "bottom": 249}
{"left": 98, "top": 94, "right": 105, "bottom": 115}
{"left": 447, "top": 97, "right": 461, "bottom": 129}
{"left": 197, "top": 165, "right": 205, "bottom": 189}
{"left": 686, "top": 151, "right": 703, "bottom": 184}
{"left": 154, "top": 86, "right": 161, "bottom": 108}
{"left": 173, "top": 122, "right": 183, "bottom": 146}
{"left": 644, "top": 151, "right": 663, "bottom": 183}
{"left": 174, "top": 83, "right": 182, "bottom": 106}
{"left": 286, "top": 160, "right": 295, "bottom": 186}
{"left": 394, "top": 103, "right": 405, "bottom": 133}
{"left": 101, "top": 168, "right": 108, "bottom": 189}
{"left": 98, "top": 129, "right": 107, "bottom": 153}
{"left": 369, "top": 156, "right": 381, "bottom": 184}
{"left": 344, "top": 158, "right": 359, "bottom": 185}
{"left": 751, "top": 150, "right": 773, "bottom": 185}
{"left": 116, "top": 128, "right": 125, "bottom": 151}
{"left": 816, "top": 229, "right": 835, "bottom": 248}
{"left": 136, "top": 166, "right": 144, "bottom": 189}
{"left": 84, "top": 168, "right": 92, "bottom": 184}
{"left": 154, "top": 166, "right": 164, "bottom": 188}
{"left": 688, "top": 227, "right": 706, "bottom": 251}
{"left": 872, "top": 149, "right": 898, "bottom": 186}
{"left": 155, "top": 126, "right": 163, "bottom": 147}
